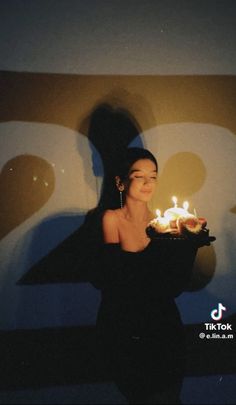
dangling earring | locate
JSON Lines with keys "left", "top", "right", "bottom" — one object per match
{"left": 119, "top": 190, "right": 123, "bottom": 209}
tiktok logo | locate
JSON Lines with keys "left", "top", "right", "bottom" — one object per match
{"left": 211, "top": 303, "right": 227, "bottom": 321}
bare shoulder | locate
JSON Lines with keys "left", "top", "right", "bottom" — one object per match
{"left": 102, "top": 209, "right": 119, "bottom": 223}
{"left": 102, "top": 209, "right": 120, "bottom": 243}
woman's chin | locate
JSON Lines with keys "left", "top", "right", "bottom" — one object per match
{"left": 140, "top": 193, "right": 153, "bottom": 202}
{"left": 129, "top": 192, "right": 154, "bottom": 203}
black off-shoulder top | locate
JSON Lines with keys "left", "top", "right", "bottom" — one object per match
{"left": 89, "top": 238, "right": 198, "bottom": 339}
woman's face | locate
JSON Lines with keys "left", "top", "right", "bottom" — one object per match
{"left": 125, "top": 158, "right": 157, "bottom": 203}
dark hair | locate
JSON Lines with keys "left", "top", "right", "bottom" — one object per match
{"left": 117, "top": 147, "right": 158, "bottom": 182}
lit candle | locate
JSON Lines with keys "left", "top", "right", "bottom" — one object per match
{"left": 164, "top": 196, "right": 190, "bottom": 225}
{"left": 177, "top": 201, "right": 202, "bottom": 234}
{"left": 149, "top": 209, "right": 171, "bottom": 233}
{"left": 172, "top": 196, "right": 178, "bottom": 207}
{"left": 164, "top": 196, "right": 203, "bottom": 233}
{"left": 156, "top": 209, "right": 161, "bottom": 218}
{"left": 183, "top": 201, "right": 189, "bottom": 211}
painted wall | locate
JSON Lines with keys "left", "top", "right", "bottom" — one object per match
{"left": 0, "top": 0, "right": 236, "bottom": 330}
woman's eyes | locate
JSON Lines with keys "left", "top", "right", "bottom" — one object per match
{"left": 133, "top": 175, "right": 157, "bottom": 181}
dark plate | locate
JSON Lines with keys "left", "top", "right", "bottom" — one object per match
{"left": 146, "top": 226, "right": 216, "bottom": 247}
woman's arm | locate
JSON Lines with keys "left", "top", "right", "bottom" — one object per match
{"left": 87, "top": 210, "right": 134, "bottom": 290}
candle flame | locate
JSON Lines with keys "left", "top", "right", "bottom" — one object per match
{"left": 172, "top": 196, "right": 178, "bottom": 207}
{"left": 183, "top": 201, "right": 189, "bottom": 211}
{"left": 156, "top": 209, "right": 161, "bottom": 218}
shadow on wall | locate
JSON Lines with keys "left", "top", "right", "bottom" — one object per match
{"left": 19, "top": 101, "right": 145, "bottom": 284}
{"left": 79, "top": 102, "right": 144, "bottom": 209}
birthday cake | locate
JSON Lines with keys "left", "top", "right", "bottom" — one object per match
{"left": 146, "top": 197, "right": 215, "bottom": 246}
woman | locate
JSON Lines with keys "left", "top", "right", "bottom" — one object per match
{"left": 89, "top": 147, "right": 198, "bottom": 404}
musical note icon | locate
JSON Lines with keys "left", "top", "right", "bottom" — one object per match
{"left": 211, "top": 303, "right": 227, "bottom": 321}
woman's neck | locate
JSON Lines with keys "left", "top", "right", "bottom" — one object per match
{"left": 121, "top": 199, "right": 150, "bottom": 223}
